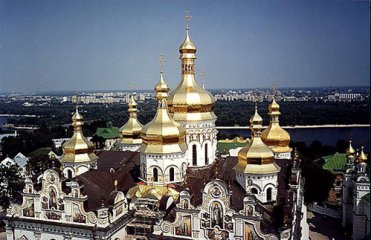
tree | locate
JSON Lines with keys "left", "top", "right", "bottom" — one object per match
{"left": 0, "top": 162, "right": 24, "bottom": 209}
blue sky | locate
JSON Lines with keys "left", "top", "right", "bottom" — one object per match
{"left": 0, "top": 0, "right": 369, "bottom": 92}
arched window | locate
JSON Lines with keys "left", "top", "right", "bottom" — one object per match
{"left": 169, "top": 167, "right": 174, "bottom": 181}
{"left": 267, "top": 188, "right": 272, "bottom": 202}
{"left": 205, "top": 143, "right": 209, "bottom": 165}
{"left": 153, "top": 168, "right": 158, "bottom": 182}
{"left": 67, "top": 169, "right": 72, "bottom": 179}
{"left": 192, "top": 145, "right": 197, "bottom": 166}
{"left": 251, "top": 188, "right": 258, "bottom": 194}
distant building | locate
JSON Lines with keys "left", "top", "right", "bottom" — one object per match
{"left": 52, "top": 138, "right": 70, "bottom": 148}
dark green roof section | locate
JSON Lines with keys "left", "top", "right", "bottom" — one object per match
{"left": 217, "top": 140, "right": 247, "bottom": 154}
{"left": 320, "top": 152, "right": 347, "bottom": 173}
{"left": 28, "top": 147, "right": 52, "bottom": 158}
{"left": 95, "top": 127, "right": 120, "bottom": 139}
{"left": 362, "top": 193, "right": 370, "bottom": 203}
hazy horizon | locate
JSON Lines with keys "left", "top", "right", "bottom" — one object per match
{"left": 0, "top": 0, "right": 369, "bottom": 92}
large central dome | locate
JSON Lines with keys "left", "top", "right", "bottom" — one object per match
{"left": 167, "top": 29, "right": 216, "bottom": 122}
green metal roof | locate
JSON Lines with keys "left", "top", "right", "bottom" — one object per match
{"left": 95, "top": 127, "right": 120, "bottom": 139}
{"left": 217, "top": 139, "right": 247, "bottom": 154}
{"left": 28, "top": 147, "right": 52, "bottom": 158}
{"left": 320, "top": 152, "right": 347, "bottom": 173}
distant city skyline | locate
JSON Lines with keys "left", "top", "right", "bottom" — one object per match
{"left": 0, "top": 0, "right": 369, "bottom": 92}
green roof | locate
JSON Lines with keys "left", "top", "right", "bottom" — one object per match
{"left": 320, "top": 152, "right": 347, "bottom": 173}
{"left": 28, "top": 147, "right": 52, "bottom": 158}
{"left": 95, "top": 127, "right": 120, "bottom": 139}
{"left": 217, "top": 140, "right": 247, "bottom": 154}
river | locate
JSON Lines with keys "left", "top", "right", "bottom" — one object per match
{"left": 218, "top": 127, "right": 370, "bottom": 151}
{"left": 1, "top": 116, "right": 369, "bottom": 151}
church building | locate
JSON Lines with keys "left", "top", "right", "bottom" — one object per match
{"left": 4, "top": 14, "right": 310, "bottom": 240}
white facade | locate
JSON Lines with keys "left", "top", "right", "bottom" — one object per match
{"left": 181, "top": 120, "right": 218, "bottom": 167}
{"left": 141, "top": 152, "right": 187, "bottom": 185}
{"left": 342, "top": 157, "right": 370, "bottom": 239}
{"left": 5, "top": 169, "right": 129, "bottom": 240}
{"left": 118, "top": 143, "right": 141, "bottom": 152}
{"left": 158, "top": 180, "right": 280, "bottom": 240}
{"left": 62, "top": 160, "right": 96, "bottom": 179}
{"left": 236, "top": 171, "right": 278, "bottom": 203}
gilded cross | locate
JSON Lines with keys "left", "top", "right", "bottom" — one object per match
{"left": 183, "top": 9, "right": 192, "bottom": 30}
{"left": 157, "top": 54, "right": 166, "bottom": 73}
{"left": 199, "top": 71, "right": 207, "bottom": 88}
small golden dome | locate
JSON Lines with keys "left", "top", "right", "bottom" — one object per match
{"left": 179, "top": 29, "right": 196, "bottom": 52}
{"left": 262, "top": 98, "right": 291, "bottom": 153}
{"left": 346, "top": 140, "right": 355, "bottom": 155}
{"left": 233, "top": 105, "right": 279, "bottom": 174}
{"left": 140, "top": 72, "right": 187, "bottom": 154}
{"left": 119, "top": 96, "right": 143, "bottom": 144}
{"left": 359, "top": 146, "right": 368, "bottom": 162}
{"left": 268, "top": 98, "right": 280, "bottom": 114}
{"left": 61, "top": 108, "right": 98, "bottom": 163}
{"left": 168, "top": 28, "right": 216, "bottom": 122}
{"left": 155, "top": 72, "right": 170, "bottom": 99}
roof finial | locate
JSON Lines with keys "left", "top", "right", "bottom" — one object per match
{"left": 114, "top": 179, "right": 118, "bottom": 191}
{"left": 254, "top": 100, "right": 258, "bottom": 113}
{"left": 199, "top": 71, "right": 207, "bottom": 89}
{"left": 183, "top": 9, "right": 192, "bottom": 31}
{"left": 157, "top": 54, "right": 166, "bottom": 73}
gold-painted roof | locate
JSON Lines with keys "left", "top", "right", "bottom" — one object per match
{"left": 119, "top": 96, "right": 143, "bottom": 145}
{"left": 358, "top": 146, "right": 368, "bottom": 162}
{"left": 234, "top": 106, "right": 278, "bottom": 174}
{"left": 61, "top": 108, "right": 98, "bottom": 163}
{"left": 179, "top": 29, "right": 196, "bottom": 52}
{"left": 262, "top": 98, "right": 292, "bottom": 153}
{"left": 346, "top": 140, "right": 355, "bottom": 155}
{"left": 126, "top": 184, "right": 179, "bottom": 201}
{"left": 140, "top": 72, "right": 187, "bottom": 154}
{"left": 167, "top": 28, "right": 216, "bottom": 122}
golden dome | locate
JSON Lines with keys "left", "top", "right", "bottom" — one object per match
{"left": 179, "top": 29, "right": 196, "bottom": 52}
{"left": 346, "top": 140, "right": 355, "bottom": 156}
{"left": 233, "top": 105, "right": 280, "bottom": 174}
{"left": 140, "top": 72, "right": 187, "bottom": 154}
{"left": 119, "top": 96, "right": 143, "bottom": 144}
{"left": 61, "top": 108, "right": 98, "bottom": 163}
{"left": 262, "top": 98, "right": 292, "bottom": 153}
{"left": 167, "top": 28, "right": 216, "bottom": 122}
{"left": 127, "top": 184, "right": 179, "bottom": 201}
{"left": 358, "top": 146, "right": 368, "bottom": 162}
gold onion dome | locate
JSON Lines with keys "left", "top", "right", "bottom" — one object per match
{"left": 119, "top": 96, "right": 143, "bottom": 144}
{"left": 61, "top": 108, "right": 98, "bottom": 163}
{"left": 140, "top": 72, "right": 187, "bottom": 154}
{"left": 233, "top": 105, "right": 280, "bottom": 174}
{"left": 358, "top": 146, "right": 368, "bottom": 163}
{"left": 167, "top": 27, "right": 216, "bottom": 122}
{"left": 346, "top": 140, "right": 356, "bottom": 156}
{"left": 262, "top": 98, "right": 292, "bottom": 153}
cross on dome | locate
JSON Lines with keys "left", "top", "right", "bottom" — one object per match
{"left": 183, "top": 9, "right": 192, "bottom": 30}
{"left": 199, "top": 71, "right": 207, "bottom": 88}
{"left": 157, "top": 54, "right": 166, "bottom": 73}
